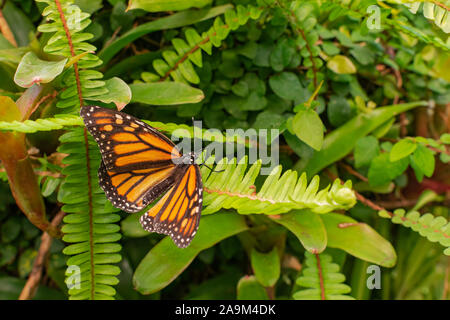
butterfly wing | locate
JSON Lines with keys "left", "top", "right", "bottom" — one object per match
{"left": 80, "top": 105, "right": 181, "bottom": 172}
{"left": 98, "top": 160, "right": 177, "bottom": 212}
{"left": 140, "top": 164, "right": 203, "bottom": 248}
{"left": 81, "top": 106, "right": 182, "bottom": 213}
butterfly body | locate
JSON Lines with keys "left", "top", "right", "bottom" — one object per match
{"left": 80, "top": 106, "right": 202, "bottom": 248}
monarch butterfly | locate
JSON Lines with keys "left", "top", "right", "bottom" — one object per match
{"left": 80, "top": 106, "right": 202, "bottom": 248}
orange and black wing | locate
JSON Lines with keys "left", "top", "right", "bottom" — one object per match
{"left": 80, "top": 106, "right": 182, "bottom": 213}
{"left": 139, "top": 164, "right": 203, "bottom": 248}
{"left": 98, "top": 161, "right": 178, "bottom": 212}
{"left": 80, "top": 105, "right": 181, "bottom": 173}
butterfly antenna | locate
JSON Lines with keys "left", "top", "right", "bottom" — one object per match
{"left": 198, "top": 156, "right": 224, "bottom": 172}
{"left": 202, "top": 163, "right": 225, "bottom": 173}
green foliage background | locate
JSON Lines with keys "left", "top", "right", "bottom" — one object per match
{"left": 0, "top": 0, "right": 448, "bottom": 300}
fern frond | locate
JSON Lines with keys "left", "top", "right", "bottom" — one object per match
{"left": 293, "top": 252, "right": 354, "bottom": 300}
{"left": 0, "top": 115, "right": 82, "bottom": 133}
{"left": 200, "top": 156, "right": 356, "bottom": 215}
{"left": 36, "top": 0, "right": 106, "bottom": 114}
{"left": 35, "top": 0, "right": 123, "bottom": 300}
{"left": 379, "top": 209, "right": 450, "bottom": 256}
{"left": 58, "top": 128, "right": 122, "bottom": 300}
{"left": 141, "top": 4, "right": 266, "bottom": 84}
{"left": 0, "top": 116, "right": 254, "bottom": 146}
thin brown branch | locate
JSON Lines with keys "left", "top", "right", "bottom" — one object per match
{"left": 339, "top": 163, "right": 368, "bottom": 182}
{"left": 104, "top": 26, "right": 122, "bottom": 48}
{"left": 27, "top": 91, "right": 58, "bottom": 120}
{"left": 279, "top": 1, "right": 318, "bottom": 88}
{"left": 18, "top": 210, "right": 65, "bottom": 300}
{"left": 326, "top": 168, "right": 388, "bottom": 212}
{"left": 354, "top": 191, "right": 388, "bottom": 213}
{"left": 297, "top": 27, "right": 318, "bottom": 88}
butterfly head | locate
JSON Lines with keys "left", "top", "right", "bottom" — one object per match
{"left": 190, "top": 151, "right": 198, "bottom": 164}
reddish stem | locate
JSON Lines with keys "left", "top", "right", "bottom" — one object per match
{"left": 315, "top": 254, "right": 326, "bottom": 300}
{"left": 54, "top": 0, "right": 95, "bottom": 300}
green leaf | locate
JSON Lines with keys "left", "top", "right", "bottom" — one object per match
{"left": 0, "top": 244, "right": 17, "bottom": 267}
{"left": 0, "top": 276, "right": 65, "bottom": 300}
{"left": 354, "top": 136, "right": 379, "bottom": 168}
{"left": 368, "top": 153, "right": 409, "bottom": 186}
{"left": 327, "top": 55, "right": 356, "bottom": 74}
{"left": 321, "top": 213, "right": 397, "bottom": 267}
{"left": 412, "top": 144, "right": 435, "bottom": 177}
{"left": 274, "top": 210, "right": 327, "bottom": 254}
{"left": 253, "top": 111, "right": 285, "bottom": 130}
{"left": 321, "top": 41, "right": 340, "bottom": 55}
{"left": 270, "top": 39, "right": 295, "bottom": 72}
{"left": 2, "top": 1, "right": 35, "bottom": 47}
{"left": 269, "top": 72, "right": 303, "bottom": 101}
{"left": 41, "top": 177, "right": 60, "bottom": 197}
{"left": 292, "top": 108, "right": 324, "bottom": 151}
{"left": 236, "top": 276, "right": 269, "bottom": 300}
{"left": 327, "top": 96, "right": 355, "bottom": 127}
{"left": 441, "top": 133, "right": 450, "bottom": 144}
{"left": 390, "top": 139, "right": 417, "bottom": 162}
{"left": 250, "top": 247, "right": 280, "bottom": 287}
{"left": 0, "top": 47, "right": 28, "bottom": 65}
{"left": 184, "top": 268, "right": 242, "bottom": 299}
{"left": 349, "top": 46, "right": 375, "bottom": 65}
{"left": 128, "top": 0, "right": 212, "bottom": 12}
{"left": 0, "top": 96, "right": 21, "bottom": 122}
{"left": 121, "top": 213, "right": 149, "bottom": 238}
{"left": 88, "top": 77, "right": 131, "bottom": 111}
{"left": 18, "top": 248, "right": 37, "bottom": 278}
{"left": 130, "top": 82, "right": 204, "bottom": 105}
{"left": 133, "top": 212, "right": 248, "bottom": 294}
{"left": 1, "top": 217, "right": 21, "bottom": 243}
{"left": 14, "top": 52, "right": 67, "bottom": 88}
{"left": 74, "top": 0, "right": 103, "bottom": 14}
{"left": 300, "top": 101, "right": 427, "bottom": 176}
